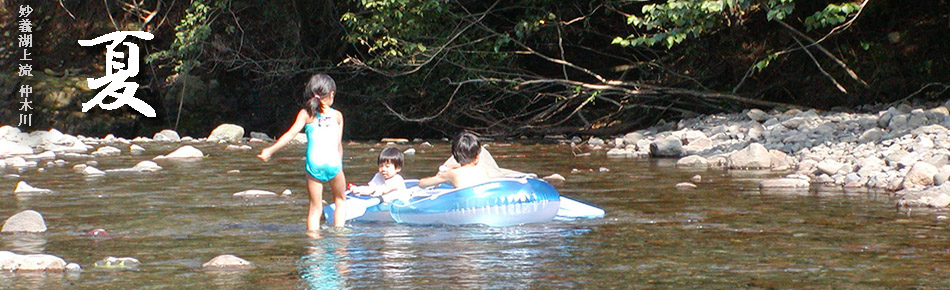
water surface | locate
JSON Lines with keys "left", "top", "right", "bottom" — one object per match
{"left": 2, "top": 141, "right": 949, "bottom": 289}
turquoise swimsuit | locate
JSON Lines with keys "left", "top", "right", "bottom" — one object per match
{"left": 304, "top": 108, "right": 342, "bottom": 181}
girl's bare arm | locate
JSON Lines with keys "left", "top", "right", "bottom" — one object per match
{"left": 258, "top": 109, "right": 309, "bottom": 161}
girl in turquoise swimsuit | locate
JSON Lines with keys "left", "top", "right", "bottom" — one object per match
{"left": 258, "top": 74, "right": 348, "bottom": 231}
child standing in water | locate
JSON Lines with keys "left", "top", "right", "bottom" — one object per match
{"left": 258, "top": 74, "right": 348, "bottom": 230}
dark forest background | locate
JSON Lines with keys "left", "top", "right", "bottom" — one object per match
{"left": 0, "top": 0, "right": 946, "bottom": 139}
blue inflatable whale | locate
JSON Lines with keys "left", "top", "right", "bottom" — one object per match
{"left": 325, "top": 178, "right": 604, "bottom": 226}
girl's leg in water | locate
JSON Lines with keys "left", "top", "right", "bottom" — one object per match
{"left": 328, "top": 170, "right": 347, "bottom": 227}
{"left": 305, "top": 176, "right": 324, "bottom": 232}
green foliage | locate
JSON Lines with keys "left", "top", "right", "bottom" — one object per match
{"left": 341, "top": 0, "right": 448, "bottom": 65}
{"left": 613, "top": 0, "right": 799, "bottom": 49}
{"left": 754, "top": 53, "right": 779, "bottom": 72}
{"left": 803, "top": 2, "right": 861, "bottom": 31}
{"left": 146, "top": 0, "right": 229, "bottom": 76}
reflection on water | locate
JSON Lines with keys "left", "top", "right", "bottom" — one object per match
{"left": 299, "top": 232, "right": 350, "bottom": 290}
{"left": 1, "top": 141, "right": 949, "bottom": 288}
{"left": 1, "top": 234, "right": 47, "bottom": 254}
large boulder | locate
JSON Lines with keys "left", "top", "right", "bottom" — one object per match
{"left": 902, "top": 162, "right": 938, "bottom": 189}
{"left": 1, "top": 210, "right": 47, "bottom": 233}
{"left": 728, "top": 143, "right": 771, "bottom": 169}
{"left": 208, "top": 124, "right": 245, "bottom": 142}
{"left": 649, "top": 138, "right": 684, "bottom": 157}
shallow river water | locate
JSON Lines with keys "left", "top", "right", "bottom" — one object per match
{"left": 3, "top": 141, "right": 950, "bottom": 289}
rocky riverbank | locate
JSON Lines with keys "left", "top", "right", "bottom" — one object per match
{"left": 577, "top": 101, "right": 950, "bottom": 208}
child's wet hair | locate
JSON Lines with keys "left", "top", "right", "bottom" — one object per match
{"left": 303, "top": 74, "right": 336, "bottom": 115}
{"left": 452, "top": 132, "right": 480, "bottom": 165}
{"left": 378, "top": 147, "right": 404, "bottom": 169}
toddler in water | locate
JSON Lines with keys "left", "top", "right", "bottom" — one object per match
{"left": 258, "top": 74, "right": 348, "bottom": 230}
{"left": 350, "top": 147, "right": 407, "bottom": 197}
{"left": 418, "top": 132, "right": 489, "bottom": 189}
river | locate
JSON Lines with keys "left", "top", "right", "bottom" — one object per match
{"left": 2, "top": 140, "right": 949, "bottom": 288}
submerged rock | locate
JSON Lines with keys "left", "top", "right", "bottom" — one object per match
{"left": 94, "top": 257, "right": 141, "bottom": 269}
{"left": 154, "top": 145, "right": 204, "bottom": 160}
{"left": 14, "top": 181, "right": 52, "bottom": 194}
{"left": 233, "top": 190, "right": 278, "bottom": 198}
{"left": 202, "top": 254, "right": 254, "bottom": 269}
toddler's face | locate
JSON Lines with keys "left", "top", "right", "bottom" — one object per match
{"left": 378, "top": 162, "right": 400, "bottom": 179}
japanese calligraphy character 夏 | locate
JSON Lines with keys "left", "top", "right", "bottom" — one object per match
{"left": 78, "top": 31, "right": 156, "bottom": 117}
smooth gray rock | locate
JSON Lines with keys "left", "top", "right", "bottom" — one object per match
{"left": 153, "top": 129, "right": 181, "bottom": 142}
{"left": 902, "top": 162, "right": 938, "bottom": 189}
{"left": 728, "top": 143, "right": 771, "bottom": 169}
{"left": 747, "top": 109, "right": 769, "bottom": 121}
{"left": 154, "top": 145, "right": 204, "bottom": 160}
{"left": 649, "top": 138, "right": 684, "bottom": 157}
{"left": 1, "top": 210, "right": 47, "bottom": 233}
{"left": 676, "top": 155, "right": 709, "bottom": 167}
{"left": 208, "top": 124, "right": 245, "bottom": 142}
{"left": 0, "top": 251, "right": 67, "bottom": 272}
{"left": 202, "top": 254, "right": 254, "bottom": 269}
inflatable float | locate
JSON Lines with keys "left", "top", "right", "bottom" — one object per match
{"left": 325, "top": 178, "right": 604, "bottom": 226}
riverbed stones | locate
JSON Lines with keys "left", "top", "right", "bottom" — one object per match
{"left": 728, "top": 143, "right": 771, "bottom": 169}
{"left": 132, "top": 161, "right": 162, "bottom": 172}
{"left": 14, "top": 181, "right": 51, "bottom": 194}
{"left": 202, "top": 254, "right": 254, "bottom": 269}
{"left": 208, "top": 124, "right": 245, "bottom": 143}
{"left": 542, "top": 173, "right": 566, "bottom": 184}
{"left": 649, "top": 138, "right": 684, "bottom": 157}
{"left": 153, "top": 129, "right": 181, "bottom": 142}
{"left": 902, "top": 162, "right": 938, "bottom": 189}
{"left": 130, "top": 144, "right": 146, "bottom": 154}
{"left": 0, "top": 251, "right": 67, "bottom": 272}
{"left": 1, "top": 210, "right": 47, "bottom": 233}
{"left": 676, "top": 155, "right": 709, "bottom": 167}
{"left": 94, "top": 257, "right": 140, "bottom": 269}
{"left": 91, "top": 146, "right": 122, "bottom": 157}
{"left": 0, "top": 140, "right": 33, "bottom": 157}
{"left": 154, "top": 145, "right": 204, "bottom": 160}
{"left": 746, "top": 109, "right": 769, "bottom": 121}
{"left": 82, "top": 166, "right": 105, "bottom": 176}
{"left": 675, "top": 182, "right": 697, "bottom": 189}
{"left": 233, "top": 190, "right": 278, "bottom": 198}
